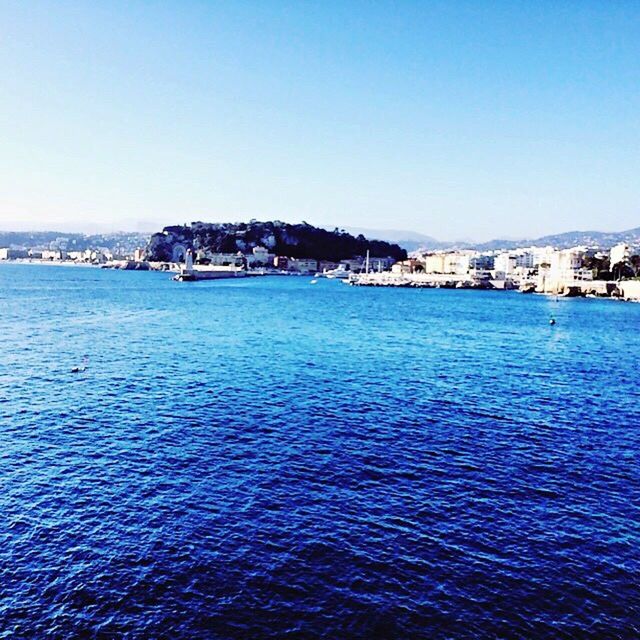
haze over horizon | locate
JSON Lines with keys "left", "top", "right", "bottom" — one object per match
{"left": 1, "top": 2, "right": 638, "bottom": 241}
{"left": 2, "top": 218, "right": 640, "bottom": 249}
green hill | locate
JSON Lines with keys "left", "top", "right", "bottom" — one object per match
{"left": 145, "top": 220, "right": 407, "bottom": 263}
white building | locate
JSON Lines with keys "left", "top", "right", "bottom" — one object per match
{"left": 422, "top": 251, "right": 473, "bottom": 275}
{"left": 610, "top": 243, "right": 632, "bottom": 266}
{"left": 42, "top": 250, "right": 66, "bottom": 261}
{"left": 197, "top": 251, "right": 245, "bottom": 267}
{"left": 531, "top": 246, "right": 556, "bottom": 268}
{"left": 443, "top": 252, "right": 471, "bottom": 275}
{"left": 494, "top": 253, "right": 518, "bottom": 278}
{"left": 247, "top": 246, "right": 275, "bottom": 267}
{"left": 515, "top": 251, "right": 535, "bottom": 269}
{"left": 424, "top": 253, "right": 445, "bottom": 274}
{"left": 537, "top": 246, "right": 592, "bottom": 292}
{"left": 494, "top": 250, "right": 535, "bottom": 278}
{"left": 551, "top": 248, "right": 588, "bottom": 279}
{"left": 81, "top": 249, "right": 109, "bottom": 263}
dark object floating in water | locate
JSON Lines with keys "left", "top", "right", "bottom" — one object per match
{"left": 71, "top": 356, "right": 89, "bottom": 373}
{"left": 550, "top": 318, "right": 556, "bottom": 325}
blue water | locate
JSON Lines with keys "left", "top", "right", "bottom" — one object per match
{"left": 1, "top": 264, "right": 639, "bottom": 639}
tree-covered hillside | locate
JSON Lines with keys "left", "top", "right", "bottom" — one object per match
{"left": 144, "top": 220, "right": 407, "bottom": 263}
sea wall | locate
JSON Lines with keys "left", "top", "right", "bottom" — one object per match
{"left": 349, "top": 272, "right": 506, "bottom": 289}
{"left": 539, "top": 279, "right": 640, "bottom": 300}
{"left": 619, "top": 280, "right": 640, "bottom": 301}
{"left": 350, "top": 273, "right": 640, "bottom": 301}
{"left": 536, "top": 279, "right": 618, "bottom": 297}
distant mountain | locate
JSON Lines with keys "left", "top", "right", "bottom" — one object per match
{"left": 469, "top": 227, "right": 640, "bottom": 251}
{"left": 403, "top": 226, "right": 640, "bottom": 252}
{"left": 525, "top": 227, "right": 640, "bottom": 249}
{"left": 145, "top": 220, "right": 407, "bottom": 262}
{"left": 332, "top": 226, "right": 449, "bottom": 252}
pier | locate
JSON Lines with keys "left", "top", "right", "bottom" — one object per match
{"left": 349, "top": 272, "right": 511, "bottom": 290}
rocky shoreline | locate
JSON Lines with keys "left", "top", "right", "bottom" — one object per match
{"left": 349, "top": 272, "right": 640, "bottom": 301}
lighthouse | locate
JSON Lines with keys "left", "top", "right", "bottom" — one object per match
{"left": 184, "top": 249, "right": 194, "bottom": 273}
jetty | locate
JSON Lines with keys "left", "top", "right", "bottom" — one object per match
{"left": 348, "top": 272, "right": 511, "bottom": 290}
{"left": 173, "top": 250, "right": 248, "bottom": 281}
{"left": 173, "top": 266, "right": 248, "bottom": 282}
{"left": 348, "top": 271, "right": 640, "bottom": 301}
{"left": 526, "top": 278, "right": 640, "bottom": 300}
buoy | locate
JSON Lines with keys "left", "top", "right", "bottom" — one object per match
{"left": 549, "top": 318, "right": 556, "bottom": 325}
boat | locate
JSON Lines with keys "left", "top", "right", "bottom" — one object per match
{"left": 173, "top": 272, "right": 196, "bottom": 282}
{"left": 323, "top": 265, "right": 350, "bottom": 279}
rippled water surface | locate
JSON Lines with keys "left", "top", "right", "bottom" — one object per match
{"left": 1, "top": 264, "right": 640, "bottom": 639}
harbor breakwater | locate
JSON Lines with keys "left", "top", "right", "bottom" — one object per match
{"left": 350, "top": 272, "right": 640, "bottom": 301}
{"left": 349, "top": 272, "right": 512, "bottom": 290}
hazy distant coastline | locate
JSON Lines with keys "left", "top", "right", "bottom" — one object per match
{"left": 2, "top": 225, "right": 640, "bottom": 254}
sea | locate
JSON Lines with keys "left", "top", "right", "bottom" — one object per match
{"left": 1, "top": 263, "right": 639, "bottom": 639}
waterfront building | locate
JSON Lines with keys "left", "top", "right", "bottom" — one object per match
{"left": 537, "top": 246, "right": 593, "bottom": 292}
{"left": 424, "top": 253, "right": 446, "bottom": 274}
{"left": 288, "top": 258, "right": 318, "bottom": 274}
{"left": 42, "top": 250, "right": 66, "bottom": 261}
{"left": 247, "top": 246, "right": 275, "bottom": 268}
{"left": 469, "top": 253, "right": 495, "bottom": 271}
{"left": 422, "top": 251, "right": 476, "bottom": 275}
{"left": 196, "top": 251, "right": 245, "bottom": 267}
{"left": 82, "top": 249, "right": 109, "bottom": 264}
{"left": 551, "top": 248, "right": 589, "bottom": 279}
{"left": 610, "top": 243, "right": 632, "bottom": 266}
{"left": 443, "top": 252, "right": 472, "bottom": 275}
{"left": 0, "top": 248, "right": 29, "bottom": 260}
{"left": 339, "top": 258, "right": 364, "bottom": 272}
{"left": 274, "top": 256, "right": 288, "bottom": 270}
{"left": 494, "top": 252, "right": 517, "bottom": 279}
{"left": 391, "top": 259, "right": 424, "bottom": 274}
{"left": 489, "top": 249, "right": 541, "bottom": 282}
{"left": 530, "top": 246, "right": 556, "bottom": 268}
{"left": 515, "top": 251, "right": 535, "bottom": 269}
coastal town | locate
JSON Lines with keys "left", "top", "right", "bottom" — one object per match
{"left": 1, "top": 225, "right": 640, "bottom": 301}
{"left": 360, "top": 242, "right": 640, "bottom": 301}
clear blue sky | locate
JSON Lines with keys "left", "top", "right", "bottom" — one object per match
{"left": 0, "top": 1, "right": 638, "bottom": 240}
